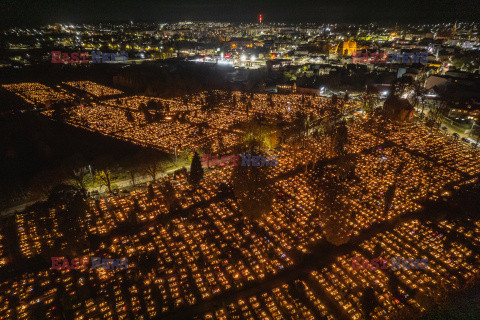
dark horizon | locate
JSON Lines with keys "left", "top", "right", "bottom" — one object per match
{"left": 1, "top": 0, "right": 479, "bottom": 28}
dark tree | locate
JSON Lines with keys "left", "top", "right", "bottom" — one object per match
{"left": 139, "top": 150, "right": 163, "bottom": 182}
{"left": 231, "top": 162, "right": 274, "bottom": 220}
{"left": 52, "top": 101, "right": 70, "bottom": 122}
{"left": 161, "top": 181, "right": 178, "bottom": 212}
{"left": 147, "top": 184, "right": 155, "bottom": 200}
{"left": 128, "top": 198, "right": 141, "bottom": 224}
{"left": 334, "top": 122, "right": 348, "bottom": 155}
{"left": 384, "top": 183, "right": 397, "bottom": 215}
{"left": 361, "top": 287, "right": 378, "bottom": 319}
{"left": 50, "top": 185, "right": 88, "bottom": 255}
{"left": 147, "top": 99, "right": 156, "bottom": 110}
{"left": 63, "top": 153, "right": 89, "bottom": 196}
{"left": 94, "top": 156, "right": 115, "bottom": 193}
{"left": 373, "top": 243, "right": 383, "bottom": 257}
{"left": 125, "top": 109, "right": 135, "bottom": 123}
{"left": 388, "top": 274, "right": 402, "bottom": 300}
{"left": 189, "top": 151, "right": 204, "bottom": 186}
{"left": 331, "top": 94, "right": 338, "bottom": 105}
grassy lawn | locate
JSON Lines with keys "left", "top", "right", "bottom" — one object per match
{"left": 83, "top": 157, "right": 191, "bottom": 190}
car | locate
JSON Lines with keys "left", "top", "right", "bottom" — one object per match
{"left": 461, "top": 137, "right": 469, "bottom": 143}
{"left": 452, "top": 133, "right": 460, "bottom": 139}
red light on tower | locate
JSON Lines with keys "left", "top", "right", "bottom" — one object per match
{"left": 259, "top": 14, "right": 263, "bottom": 24}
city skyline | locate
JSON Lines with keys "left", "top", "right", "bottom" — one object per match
{"left": 0, "top": 3, "right": 479, "bottom": 319}
{"left": 1, "top": 0, "right": 480, "bottom": 27}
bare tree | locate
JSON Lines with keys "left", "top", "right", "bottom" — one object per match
{"left": 429, "top": 87, "right": 453, "bottom": 128}
{"left": 94, "top": 156, "right": 115, "bottom": 193}
{"left": 410, "top": 75, "right": 427, "bottom": 112}
{"left": 64, "top": 154, "right": 89, "bottom": 195}
{"left": 140, "top": 150, "right": 164, "bottom": 182}
{"left": 95, "top": 170, "right": 113, "bottom": 193}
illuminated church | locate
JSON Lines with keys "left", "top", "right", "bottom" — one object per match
{"left": 331, "top": 40, "right": 357, "bottom": 55}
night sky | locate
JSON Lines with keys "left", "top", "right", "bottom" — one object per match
{"left": 0, "top": 0, "right": 479, "bottom": 27}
